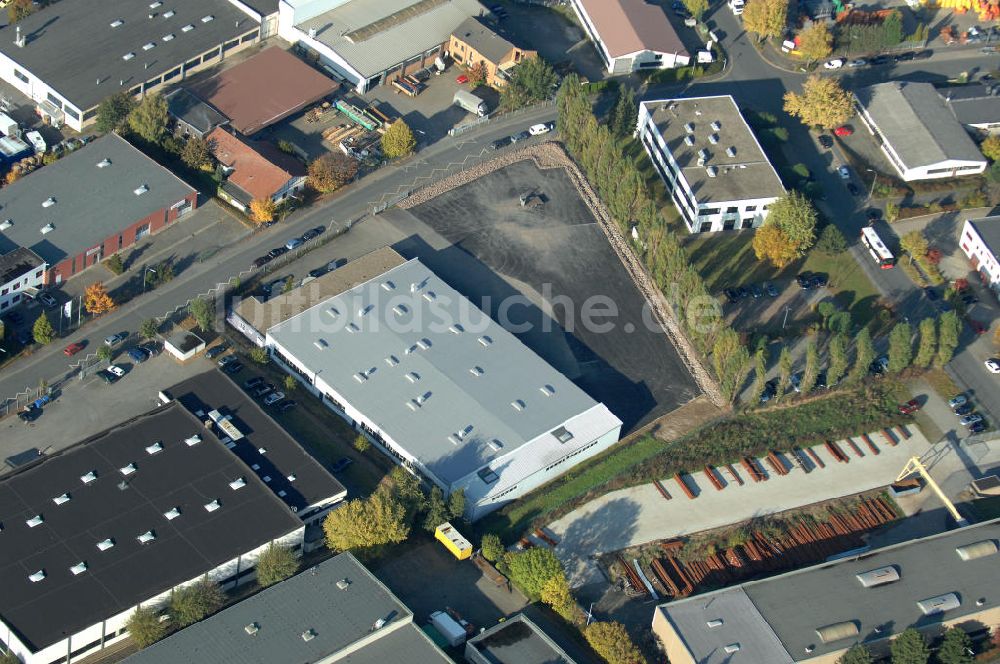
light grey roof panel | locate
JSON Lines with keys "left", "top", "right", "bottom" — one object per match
{"left": 855, "top": 82, "right": 986, "bottom": 168}
{"left": 968, "top": 215, "right": 1000, "bottom": 259}
{"left": 452, "top": 16, "right": 516, "bottom": 64}
{"left": 941, "top": 84, "right": 1000, "bottom": 126}
{"left": 298, "top": 0, "right": 487, "bottom": 78}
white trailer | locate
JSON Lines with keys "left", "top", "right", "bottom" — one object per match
{"left": 430, "top": 611, "right": 467, "bottom": 647}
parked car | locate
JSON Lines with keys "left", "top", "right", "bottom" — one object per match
{"left": 986, "top": 358, "right": 1000, "bottom": 374}
{"left": 64, "top": 342, "right": 85, "bottom": 356}
{"left": 734, "top": 286, "right": 749, "bottom": 299}
{"left": 970, "top": 421, "right": 988, "bottom": 434}
{"left": 898, "top": 399, "right": 920, "bottom": 415}
{"left": 489, "top": 137, "right": 510, "bottom": 151}
{"left": 949, "top": 394, "right": 968, "bottom": 409}
{"left": 847, "top": 58, "right": 867, "bottom": 68}
{"left": 796, "top": 273, "right": 813, "bottom": 289}
{"left": 824, "top": 58, "right": 844, "bottom": 69}
{"left": 894, "top": 51, "right": 915, "bottom": 61}
{"left": 18, "top": 406, "right": 41, "bottom": 423}
{"left": 870, "top": 54, "right": 891, "bottom": 66}
{"left": 869, "top": 356, "right": 889, "bottom": 375}
{"left": 760, "top": 379, "right": 778, "bottom": 403}
{"left": 961, "top": 413, "right": 984, "bottom": 426}
{"left": 866, "top": 208, "right": 881, "bottom": 223}
{"left": 331, "top": 457, "right": 354, "bottom": 472}
{"left": 127, "top": 347, "right": 149, "bottom": 364}
{"left": 837, "top": 165, "right": 851, "bottom": 180}
{"left": 723, "top": 287, "right": 739, "bottom": 303}
{"left": 104, "top": 332, "right": 127, "bottom": 347}
{"left": 222, "top": 360, "right": 244, "bottom": 374}
{"left": 810, "top": 274, "right": 828, "bottom": 288}
{"left": 263, "top": 391, "right": 285, "bottom": 406}
{"left": 244, "top": 376, "right": 265, "bottom": 389}
{"left": 818, "top": 134, "right": 833, "bottom": 148}
{"left": 455, "top": 74, "right": 469, "bottom": 84}
{"left": 254, "top": 383, "right": 274, "bottom": 397}
{"left": 528, "top": 123, "right": 552, "bottom": 136}
{"left": 971, "top": 320, "right": 988, "bottom": 335}
{"left": 962, "top": 293, "right": 979, "bottom": 305}
{"left": 252, "top": 255, "right": 272, "bottom": 269}
{"left": 267, "top": 246, "right": 289, "bottom": 259}
{"left": 912, "top": 50, "right": 933, "bottom": 59}
{"left": 750, "top": 283, "right": 763, "bottom": 298}
{"left": 218, "top": 354, "right": 238, "bottom": 368}
{"left": 815, "top": 371, "right": 828, "bottom": 389}
{"left": 847, "top": 182, "right": 860, "bottom": 196}
{"left": 38, "top": 292, "right": 58, "bottom": 308}
{"left": 955, "top": 402, "right": 975, "bottom": 415}
{"left": 834, "top": 125, "right": 853, "bottom": 137}
{"left": 765, "top": 282, "right": 779, "bottom": 297}
{"left": 285, "top": 237, "right": 304, "bottom": 251}
{"left": 790, "top": 372, "right": 803, "bottom": 392}
{"left": 278, "top": 400, "right": 297, "bottom": 413}
{"left": 206, "top": 344, "right": 229, "bottom": 359}
{"left": 301, "top": 226, "right": 325, "bottom": 241}
{"left": 509, "top": 130, "right": 531, "bottom": 144}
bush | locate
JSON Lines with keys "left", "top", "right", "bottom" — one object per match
{"left": 584, "top": 621, "right": 644, "bottom": 664}
{"left": 505, "top": 547, "right": 564, "bottom": 599}
{"left": 125, "top": 605, "right": 166, "bottom": 648}
{"left": 480, "top": 533, "right": 505, "bottom": 562}
{"left": 249, "top": 347, "right": 269, "bottom": 365}
{"left": 353, "top": 433, "right": 371, "bottom": 452}
{"left": 169, "top": 579, "right": 224, "bottom": 627}
{"left": 105, "top": 253, "right": 125, "bottom": 275}
{"left": 255, "top": 544, "right": 299, "bottom": 587}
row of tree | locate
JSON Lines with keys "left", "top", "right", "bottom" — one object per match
{"left": 839, "top": 626, "right": 974, "bottom": 664}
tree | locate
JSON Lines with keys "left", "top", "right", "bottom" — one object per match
{"left": 753, "top": 224, "right": 799, "bottom": 267}
{"left": 467, "top": 61, "right": 488, "bottom": 86}
{"left": 386, "top": 466, "right": 426, "bottom": 516}
{"left": 249, "top": 198, "right": 276, "bottom": 225}
{"left": 713, "top": 329, "right": 750, "bottom": 403}
{"left": 353, "top": 433, "right": 371, "bottom": 452}
{"left": 500, "top": 56, "right": 558, "bottom": 111}
{"left": 170, "top": 579, "right": 224, "bottom": 627}
{"left": 0, "top": 652, "right": 19, "bottom": 664}
{"left": 424, "top": 486, "right": 449, "bottom": 531}
{"left": 753, "top": 191, "right": 818, "bottom": 266}
{"left": 784, "top": 75, "right": 853, "bottom": 129}
{"left": 683, "top": 0, "right": 710, "bottom": 20}
{"left": 125, "top": 606, "right": 166, "bottom": 648}
{"left": 139, "top": 318, "right": 159, "bottom": 340}
{"left": 828, "top": 311, "right": 851, "bottom": 335}
{"left": 447, "top": 488, "right": 466, "bottom": 520}
{"left": 480, "top": 533, "right": 505, "bottom": 562}
{"left": 584, "top": 621, "right": 644, "bottom": 664}
{"left": 180, "top": 136, "right": 213, "bottom": 169}
{"left": 937, "top": 311, "right": 960, "bottom": 366}
{"left": 96, "top": 92, "right": 136, "bottom": 134}
{"left": 750, "top": 348, "right": 767, "bottom": 405}
{"left": 505, "top": 547, "right": 564, "bottom": 598}
{"left": 888, "top": 321, "right": 912, "bottom": 373}
{"left": 901, "top": 230, "right": 929, "bottom": 261}
{"left": 249, "top": 346, "right": 269, "bottom": 364}
{"left": 982, "top": 135, "right": 1000, "bottom": 161}
{"left": 187, "top": 297, "right": 213, "bottom": 332}
{"left": 777, "top": 346, "right": 792, "bottom": 399}
{"left": 308, "top": 153, "right": 358, "bottom": 193}
{"left": 96, "top": 345, "right": 114, "bottom": 363}
{"left": 801, "top": 337, "right": 818, "bottom": 393}
{"left": 885, "top": 201, "right": 900, "bottom": 222}
{"left": 32, "top": 314, "right": 54, "bottom": 345}
{"left": 890, "top": 627, "right": 929, "bottom": 664}
{"left": 255, "top": 543, "right": 299, "bottom": 587}
{"left": 283, "top": 375, "right": 298, "bottom": 393}
{"left": 838, "top": 644, "right": 873, "bottom": 664}
{"left": 743, "top": 0, "right": 788, "bottom": 42}
{"left": 816, "top": 224, "right": 847, "bottom": 254}
{"left": 936, "top": 627, "right": 973, "bottom": 664}
{"left": 323, "top": 489, "right": 410, "bottom": 554}
{"left": 84, "top": 282, "right": 115, "bottom": 315}
{"left": 541, "top": 574, "right": 578, "bottom": 622}
{"left": 7, "top": 0, "right": 33, "bottom": 24}
{"left": 851, "top": 327, "right": 875, "bottom": 382}
{"left": 127, "top": 93, "right": 169, "bottom": 145}
{"left": 105, "top": 253, "right": 125, "bottom": 275}
{"left": 381, "top": 119, "right": 417, "bottom": 159}
{"left": 611, "top": 87, "right": 637, "bottom": 139}
{"left": 914, "top": 317, "right": 936, "bottom": 368}
{"left": 797, "top": 22, "right": 833, "bottom": 63}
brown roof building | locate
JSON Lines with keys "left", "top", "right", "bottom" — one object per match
{"left": 448, "top": 17, "right": 536, "bottom": 89}
{"left": 192, "top": 47, "right": 338, "bottom": 135}
{"left": 569, "top": 0, "right": 690, "bottom": 75}
{"left": 208, "top": 128, "right": 307, "bottom": 209}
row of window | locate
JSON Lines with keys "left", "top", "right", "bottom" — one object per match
{"left": 545, "top": 438, "right": 600, "bottom": 473}
{"left": 1, "top": 268, "right": 44, "bottom": 296}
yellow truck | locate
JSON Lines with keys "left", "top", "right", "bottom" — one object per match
{"left": 435, "top": 522, "right": 472, "bottom": 560}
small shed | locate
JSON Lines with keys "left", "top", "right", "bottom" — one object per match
{"left": 164, "top": 329, "right": 206, "bottom": 362}
{"left": 435, "top": 522, "right": 473, "bottom": 560}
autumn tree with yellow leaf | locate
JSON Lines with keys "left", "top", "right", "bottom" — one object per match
{"left": 249, "top": 198, "right": 276, "bottom": 224}
{"left": 784, "top": 75, "right": 853, "bottom": 129}
{"left": 797, "top": 22, "right": 833, "bottom": 64}
{"left": 752, "top": 191, "right": 818, "bottom": 267}
{"left": 84, "top": 282, "right": 116, "bottom": 315}
{"left": 743, "top": 0, "right": 788, "bottom": 42}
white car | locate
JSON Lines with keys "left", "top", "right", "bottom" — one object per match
{"left": 986, "top": 358, "right": 1000, "bottom": 374}
{"left": 263, "top": 391, "right": 285, "bottom": 406}
{"left": 107, "top": 365, "right": 125, "bottom": 378}
{"left": 824, "top": 59, "right": 844, "bottom": 69}
{"left": 528, "top": 122, "right": 553, "bottom": 136}
{"left": 837, "top": 165, "right": 851, "bottom": 180}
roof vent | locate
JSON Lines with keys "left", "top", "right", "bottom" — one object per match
{"left": 163, "top": 33, "right": 175, "bottom": 41}
{"left": 81, "top": 470, "right": 97, "bottom": 484}
{"left": 726, "top": 146, "right": 737, "bottom": 158}
{"left": 478, "top": 335, "right": 493, "bottom": 347}
{"left": 816, "top": 621, "right": 859, "bottom": 644}
{"left": 405, "top": 372, "right": 420, "bottom": 383}
{"left": 417, "top": 391, "right": 430, "bottom": 404}
{"left": 684, "top": 122, "right": 695, "bottom": 133}
{"left": 392, "top": 304, "right": 408, "bottom": 316}
{"left": 230, "top": 477, "right": 247, "bottom": 490}
{"left": 326, "top": 306, "right": 340, "bottom": 318}
{"left": 163, "top": 9, "right": 175, "bottom": 18}
{"left": 449, "top": 324, "right": 464, "bottom": 334}
{"left": 708, "top": 133, "right": 719, "bottom": 144}
{"left": 184, "top": 434, "right": 201, "bottom": 446}
{"left": 540, "top": 384, "right": 555, "bottom": 396}
{"left": 137, "top": 530, "right": 156, "bottom": 544}
{"left": 683, "top": 135, "right": 695, "bottom": 146}
{"left": 142, "top": 42, "right": 156, "bottom": 51}
{"left": 123, "top": 52, "right": 136, "bottom": 61}
{"left": 182, "top": 23, "right": 195, "bottom": 32}
{"left": 145, "top": 441, "right": 163, "bottom": 455}
{"left": 26, "top": 514, "right": 43, "bottom": 527}
{"left": 706, "top": 166, "right": 718, "bottom": 178}
{"left": 511, "top": 399, "right": 526, "bottom": 411}
{"left": 707, "top": 619, "right": 723, "bottom": 628}
{"left": 422, "top": 291, "right": 436, "bottom": 302}
{"left": 314, "top": 338, "right": 329, "bottom": 350}
{"left": 956, "top": 540, "right": 998, "bottom": 561}
{"left": 358, "top": 304, "right": 373, "bottom": 317}
{"left": 149, "top": 1, "right": 162, "bottom": 7}
{"left": 856, "top": 566, "right": 899, "bottom": 588}
{"left": 164, "top": 507, "right": 181, "bottom": 520}
{"left": 918, "top": 592, "right": 961, "bottom": 615}
{"left": 470, "top": 366, "right": 484, "bottom": 376}
{"left": 287, "top": 473, "right": 297, "bottom": 482}
{"left": 301, "top": 628, "right": 317, "bottom": 642}
{"left": 204, "top": 499, "right": 221, "bottom": 512}
{"left": 97, "top": 158, "right": 111, "bottom": 168}
{"left": 202, "top": 14, "right": 215, "bottom": 22}
{"left": 385, "top": 355, "right": 399, "bottom": 367}
{"left": 347, "top": 322, "right": 360, "bottom": 333}
{"left": 257, "top": 446, "right": 267, "bottom": 455}
{"left": 40, "top": 223, "right": 54, "bottom": 235}
{"left": 488, "top": 439, "right": 503, "bottom": 452}
{"left": 381, "top": 280, "right": 395, "bottom": 291}
{"left": 245, "top": 622, "right": 259, "bottom": 635}
{"left": 0, "top": 219, "right": 11, "bottom": 230}
{"left": 711, "top": 120, "right": 722, "bottom": 131}
{"left": 53, "top": 493, "right": 71, "bottom": 505}
{"left": 120, "top": 462, "right": 137, "bottom": 475}
{"left": 724, "top": 644, "right": 740, "bottom": 654}
{"left": 110, "top": 19, "right": 124, "bottom": 27}
{"left": 416, "top": 338, "right": 431, "bottom": 350}
{"left": 134, "top": 184, "right": 149, "bottom": 196}
{"left": 70, "top": 562, "right": 87, "bottom": 575}
{"left": 97, "top": 538, "right": 115, "bottom": 551}
{"left": 337, "top": 578, "right": 351, "bottom": 590}
{"left": 28, "top": 570, "right": 46, "bottom": 583}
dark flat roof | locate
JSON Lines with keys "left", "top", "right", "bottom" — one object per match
{"left": 0, "top": 134, "right": 195, "bottom": 266}
{"left": 0, "top": 402, "right": 301, "bottom": 652}
{"left": 190, "top": 47, "right": 337, "bottom": 135}
{"left": 169, "top": 370, "right": 346, "bottom": 514}
{"left": 468, "top": 614, "right": 576, "bottom": 663}
{"left": 967, "top": 216, "right": 1000, "bottom": 261}
{"left": 165, "top": 88, "right": 229, "bottom": 136}
{"left": 0, "top": 247, "right": 43, "bottom": 284}
{"left": 0, "top": 0, "right": 255, "bottom": 112}
{"left": 121, "top": 553, "right": 451, "bottom": 664}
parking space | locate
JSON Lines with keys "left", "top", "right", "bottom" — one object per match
{"left": 721, "top": 276, "right": 830, "bottom": 332}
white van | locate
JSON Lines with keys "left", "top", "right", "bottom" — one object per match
{"left": 729, "top": 0, "right": 745, "bottom": 14}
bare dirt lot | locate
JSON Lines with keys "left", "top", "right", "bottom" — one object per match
{"left": 386, "top": 160, "right": 700, "bottom": 432}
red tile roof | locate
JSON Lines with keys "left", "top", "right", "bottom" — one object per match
{"left": 207, "top": 128, "right": 305, "bottom": 201}
{"left": 576, "top": 0, "right": 686, "bottom": 58}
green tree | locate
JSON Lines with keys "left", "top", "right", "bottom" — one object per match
{"left": 683, "top": 0, "right": 710, "bottom": 20}
{"left": 784, "top": 75, "right": 853, "bottom": 129}
{"left": 381, "top": 119, "right": 417, "bottom": 159}
{"left": 935, "top": 626, "right": 973, "bottom": 664}
{"left": 828, "top": 311, "right": 852, "bottom": 336}
{"left": 749, "top": 348, "right": 767, "bottom": 405}
{"left": 753, "top": 191, "right": 818, "bottom": 266}
{"left": 610, "top": 87, "right": 637, "bottom": 138}
{"left": 480, "top": 533, "right": 505, "bottom": 562}
{"left": 96, "top": 345, "right": 114, "bottom": 363}
{"left": 387, "top": 466, "right": 426, "bottom": 516}
{"left": 180, "top": 136, "right": 213, "bottom": 169}
{"left": 128, "top": 93, "right": 169, "bottom": 145}
{"left": 125, "top": 605, "right": 166, "bottom": 648}
{"left": 914, "top": 317, "right": 936, "bottom": 368}
{"left": 32, "top": 314, "right": 54, "bottom": 345}
{"left": 828, "top": 334, "right": 848, "bottom": 386}
{"left": 283, "top": 375, "right": 297, "bottom": 393}
{"left": 353, "top": 433, "right": 371, "bottom": 452}
{"left": 7, "top": 0, "right": 34, "bottom": 24}
{"left": 584, "top": 621, "right": 644, "bottom": 664}
{"left": 541, "top": 574, "right": 578, "bottom": 623}
{"left": 500, "top": 56, "right": 558, "bottom": 111}
{"left": 901, "top": 230, "right": 929, "bottom": 261}
{"left": 713, "top": 328, "right": 751, "bottom": 403}
{"left": 0, "top": 652, "right": 20, "bottom": 664}
{"left": 885, "top": 201, "right": 900, "bottom": 222}
{"left": 801, "top": 337, "right": 818, "bottom": 393}
{"left": 323, "top": 489, "right": 410, "bottom": 555}
{"left": 743, "top": 0, "right": 788, "bottom": 42}
{"left": 424, "top": 486, "right": 449, "bottom": 532}
{"left": 447, "top": 488, "right": 466, "bottom": 520}
{"left": 139, "top": 318, "right": 159, "bottom": 340}
{"left": 797, "top": 21, "right": 833, "bottom": 64}
{"left": 982, "top": 135, "right": 1000, "bottom": 161}
{"left": 105, "top": 253, "right": 125, "bottom": 275}
{"left": 838, "top": 644, "right": 873, "bottom": 664}
{"left": 170, "top": 579, "right": 224, "bottom": 627}
{"left": 249, "top": 346, "right": 269, "bottom": 365}
{"left": 937, "top": 311, "right": 960, "bottom": 366}
{"left": 888, "top": 321, "right": 912, "bottom": 373}
{"left": 96, "top": 91, "right": 136, "bottom": 134}
{"left": 890, "top": 627, "right": 929, "bottom": 664}
{"left": 505, "top": 547, "right": 564, "bottom": 598}
{"left": 255, "top": 543, "right": 299, "bottom": 587}
{"left": 188, "top": 297, "right": 213, "bottom": 332}
{"left": 851, "top": 327, "right": 875, "bottom": 382}
{"left": 777, "top": 346, "right": 792, "bottom": 399}
{"left": 816, "top": 224, "right": 847, "bottom": 254}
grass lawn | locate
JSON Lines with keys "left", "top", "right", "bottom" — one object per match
{"left": 923, "top": 367, "right": 961, "bottom": 402}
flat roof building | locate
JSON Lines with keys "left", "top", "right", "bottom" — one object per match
{"left": 0, "top": 134, "right": 197, "bottom": 285}
{"left": 854, "top": 82, "right": 987, "bottom": 181}
{"left": 448, "top": 17, "right": 536, "bottom": 89}
{"left": 0, "top": 402, "right": 305, "bottom": 664}
{"left": 228, "top": 247, "right": 622, "bottom": 520}
{"left": 569, "top": 0, "right": 690, "bottom": 75}
{"left": 278, "top": 0, "right": 488, "bottom": 93}
{"left": 941, "top": 82, "right": 1000, "bottom": 134}
{"left": 466, "top": 614, "right": 578, "bottom": 664}
{"left": 638, "top": 96, "right": 785, "bottom": 233}
{"left": 0, "top": 0, "right": 262, "bottom": 131}
{"left": 165, "top": 88, "right": 230, "bottom": 139}
{"left": 0, "top": 247, "right": 45, "bottom": 314}
{"left": 960, "top": 216, "right": 1000, "bottom": 295}
{"left": 120, "top": 552, "right": 450, "bottom": 664}
{"left": 652, "top": 519, "right": 1000, "bottom": 664}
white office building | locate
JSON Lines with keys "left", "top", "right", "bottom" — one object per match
{"left": 0, "top": 247, "right": 46, "bottom": 313}
{"left": 960, "top": 216, "right": 1000, "bottom": 294}
{"left": 638, "top": 96, "right": 785, "bottom": 233}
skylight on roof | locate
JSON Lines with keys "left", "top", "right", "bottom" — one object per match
{"left": 134, "top": 184, "right": 149, "bottom": 196}
{"left": 81, "top": 470, "right": 97, "bottom": 484}
{"left": 120, "top": 462, "right": 137, "bottom": 476}
{"left": 145, "top": 441, "right": 163, "bottom": 455}
{"left": 53, "top": 493, "right": 71, "bottom": 505}
{"left": 201, "top": 14, "right": 214, "bottom": 22}
{"left": 137, "top": 530, "right": 156, "bottom": 544}
{"left": 229, "top": 477, "right": 247, "bottom": 490}
{"left": 97, "top": 538, "right": 115, "bottom": 551}
{"left": 26, "top": 514, "right": 43, "bottom": 528}
{"left": 69, "top": 562, "right": 88, "bottom": 576}
{"left": 123, "top": 52, "right": 136, "bottom": 61}
{"left": 149, "top": 1, "right": 162, "bottom": 8}
{"left": 142, "top": 42, "right": 156, "bottom": 51}
{"left": 204, "top": 499, "right": 221, "bottom": 512}
{"left": 164, "top": 507, "right": 181, "bottom": 520}
{"left": 182, "top": 24, "right": 195, "bottom": 32}
{"left": 163, "top": 33, "right": 175, "bottom": 41}
{"left": 110, "top": 19, "right": 124, "bottom": 28}
{"left": 28, "top": 570, "right": 46, "bottom": 583}
{"left": 163, "top": 9, "right": 175, "bottom": 18}
{"left": 97, "top": 158, "right": 111, "bottom": 168}
{"left": 185, "top": 434, "right": 201, "bottom": 446}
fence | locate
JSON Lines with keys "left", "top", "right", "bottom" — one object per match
{"left": 447, "top": 98, "right": 556, "bottom": 137}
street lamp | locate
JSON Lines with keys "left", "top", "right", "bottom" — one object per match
{"left": 141, "top": 266, "right": 157, "bottom": 294}
{"left": 865, "top": 167, "right": 878, "bottom": 202}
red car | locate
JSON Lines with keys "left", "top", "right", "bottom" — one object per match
{"left": 456, "top": 74, "right": 469, "bottom": 84}
{"left": 970, "top": 320, "right": 987, "bottom": 335}
{"left": 63, "top": 342, "right": 84, "bottom": 356}
{"left": 834, "top": 125, "right": 854, "bottom": 137}
{"left": 898, "top": 399, "right": 920, "bottom": 415}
